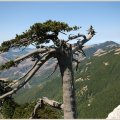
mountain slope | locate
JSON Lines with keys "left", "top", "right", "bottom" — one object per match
{"left": 14, "top": 46, "right": 120, "bottom": 118}
{"left": 0, "top": 41, "right": 120, "bottom": 118}
{"left": 75, "top": 47, "right": 120, "bottom": 118}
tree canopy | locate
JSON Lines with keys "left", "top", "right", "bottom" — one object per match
{"left": 0, "top": 20, "right": 79, "bottom": 52}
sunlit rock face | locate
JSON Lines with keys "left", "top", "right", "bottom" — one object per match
{"left": 106, "top": 105, "right": 120, "bottom": 119}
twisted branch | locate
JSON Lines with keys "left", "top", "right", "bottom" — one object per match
{"left": 30, "top": 97, "right": 63, "bottom": 119}
{"left": 0, "top": 48, "right": 53, "bottom": 71}
{"left": 0, "top": 50, "right": 55, "bottom": 100}
{"left": 14, "top": 48, "right": 49, "bottom": 63}
{"left": 72, "top": 33, "right": 94, "bottom": 53}
{"left": 9, "top": 59, "right": 39, "bottom": 88}
{"left": 8, "top": 52, "right": 51, "bottom": 88}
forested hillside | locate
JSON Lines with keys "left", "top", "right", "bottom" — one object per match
{"left": 0, "top": 41, "right": 120, "bottom": 118}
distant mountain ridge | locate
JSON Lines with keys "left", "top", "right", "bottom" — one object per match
{"left": 83, "top": 41, "right": 119, "bottom": 57}
{"left": 0, "top": 40, "right": 119, "bottom": 82}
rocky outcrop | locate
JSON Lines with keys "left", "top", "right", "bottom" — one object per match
{"left": 106, "top": 105, "right": 120, "bottom": 119}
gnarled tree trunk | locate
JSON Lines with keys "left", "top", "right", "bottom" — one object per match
{"left": 57, "top": 47, "right": 77, "bottom": 119}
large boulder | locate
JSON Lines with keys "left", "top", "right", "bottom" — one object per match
{"left": 106, "top": 105, "right": 120, "bottom": 119}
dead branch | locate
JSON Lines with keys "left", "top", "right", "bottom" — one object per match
{"left": 30, "top": 99, "right": 43, "bottom": 119}
{"left": 0, "top": 50, "right": 55, "bottom": 100}
{"left": 30, "top": 97, "right": 63, "bottom": 119}
{"left": 9, "top": 59, "right": 39, "bottom": 88}
{"left": 43, "top": 97, "right": 63, "bottom": 109}
{"left": 0, "top": 48, "right": 53, "bottom": 71}
{"left": 72, "top": 33, "right": 94, "bottom": 53}
{"left": 0, "top": 64, "right": 40, "bottom": 99}
{"left": 10, "top": 52, "right": 51, "bottom": 88}
{"left": 14, "top": 48, "right": 49, "bottom": 63}
{"left": 73, "top": 58, "right": 80, "bottom": 71}
{"left": 67, "top": 33, "right": 86, "bottom": 42}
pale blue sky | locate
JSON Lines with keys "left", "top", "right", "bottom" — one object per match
{"left": 0, "top": 2, "right": 120, "bottom": 46}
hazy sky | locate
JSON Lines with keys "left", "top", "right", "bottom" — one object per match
{"left": 0, "top": 1, "right": 120, "bottom": 46}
